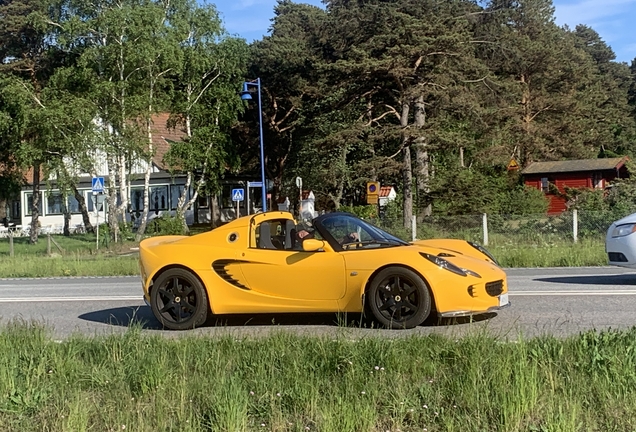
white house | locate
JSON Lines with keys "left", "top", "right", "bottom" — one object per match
{"left": 379, "top": 186, "right": 397, "bottom": 207}
{"left": 9, "top": 113, "right": 265, "bottom": 233}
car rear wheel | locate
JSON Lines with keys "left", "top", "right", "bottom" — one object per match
{"left": 367, "top": 267, "right": 431, "bottom": 329}
{"left": 150, "top": 268, "right": 208, "bottom": 330}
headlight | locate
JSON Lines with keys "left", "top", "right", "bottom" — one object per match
{"left": 612, "top": 223, "right": 636, "bottom": 238}
{"left": 468, "top": 241, "right": 500, "bottom": 266}
{"left": 420, "top": 253, "right": 481, "bottom": 278}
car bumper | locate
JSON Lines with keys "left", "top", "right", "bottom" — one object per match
{"left": 606, "top": 231, "right": 636, "bottom": 268}
{"left": 437, "top": 292, "right": 510, "bottom": 318}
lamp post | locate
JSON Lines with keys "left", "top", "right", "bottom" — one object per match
{"left": 241, "top": 78, "right": 267, "bottom": 212}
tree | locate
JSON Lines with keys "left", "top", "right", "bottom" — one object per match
{"left": 165, "top": 1, "right": 248, "bottom": 231}
{"left": 0, "top": 0, "right": 69, "bottom": 243}
{"left": 476, "top": 0, "right": 623, "bottom": 165}
{"left": 244, "top": 1, "right": 328, "bottom": 204}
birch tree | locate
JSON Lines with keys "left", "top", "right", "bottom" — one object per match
{"left": 164, "top": 1, "right": 248, "bottom": 231}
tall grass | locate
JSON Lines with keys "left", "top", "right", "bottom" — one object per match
{"left": 0, "top": 234, "right": 139, "bottom": 277}
{"left": 0, "top": 230, "right": 610, "bottom": 278}
{"left": 2, "top": 321, "right": 636, "bottom": 431}
{"left": 493, "top": 239, "right": 607, "bottom": 268}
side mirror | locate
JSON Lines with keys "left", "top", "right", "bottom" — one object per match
{"left": 302, "top": 239, "right": 325, "bottom": 252}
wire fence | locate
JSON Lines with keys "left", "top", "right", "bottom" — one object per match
{"left": 372, "top": 210, "right": 620, "bottom": 247}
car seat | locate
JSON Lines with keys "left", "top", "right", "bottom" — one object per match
{"left": 257, "top": 223, "right": 277, "bottom": 249}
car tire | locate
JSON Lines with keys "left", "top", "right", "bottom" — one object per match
{"left": 367, "top": 267, "right": 431, "bottom": 329}
{"left": 150, "top": 268, "right": 209, "bottom": 330}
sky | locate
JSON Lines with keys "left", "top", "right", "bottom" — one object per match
{"left": 215, "top": 0, "right": 636, "bottom": 64}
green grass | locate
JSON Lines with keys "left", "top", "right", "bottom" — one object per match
{"left": 0, "top": 234, "right": 140, "bottom": 277}
{"left": 0, "top": 230, "right": 609, "bottom": 278}
{"left": 492, "top": 238, "right": 607, "bottom": 268}
{"left": 2, "top": 321, "right": 636, "bottom": 431}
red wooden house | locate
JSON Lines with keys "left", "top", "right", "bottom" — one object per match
{"left": 521, "top": 157, "right": 629, "bottom": 213}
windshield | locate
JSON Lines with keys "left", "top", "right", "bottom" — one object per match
{"left": 317, "top": 213, "right": 408, "bottom": 250}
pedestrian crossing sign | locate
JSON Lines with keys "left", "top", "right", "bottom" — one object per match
{"left": 232, "top": 188, "right": 245, "bottom": 202}
{"left": 92, "top": 177, "right": 105, "bottom": 194}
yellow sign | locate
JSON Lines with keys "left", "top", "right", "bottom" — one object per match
{"left": 367, "top": 194, "right": 379, "bottom": 205}
{"left": 507, "top": 158, "right": 519, "bottom": 171}
{"left": 367, "top": 181, "right": 380, "bottom": 195}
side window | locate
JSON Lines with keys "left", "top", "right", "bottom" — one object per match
{"left": 255, "top": 219, "right": 291, "bottom": 250}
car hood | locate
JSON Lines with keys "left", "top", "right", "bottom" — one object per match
{"left": 610, "top": 212, "right": 636, "bottom": 227}
{"left": 406, "top": 242, "right": 501, "bottom": 273}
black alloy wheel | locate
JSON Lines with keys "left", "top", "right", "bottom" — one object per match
{"left": 367, "top": 267, "right": 431, "bottom": 329}
{"left": 150, "top": 268, "right": 209, "bottom": 330}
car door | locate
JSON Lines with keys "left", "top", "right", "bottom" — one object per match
{"left": 239, "top": 219, "right": 346, "bottom": 301}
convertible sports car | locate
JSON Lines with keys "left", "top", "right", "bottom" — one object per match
{"left": 139, "top": 211, "right": 509, "bottom": 330}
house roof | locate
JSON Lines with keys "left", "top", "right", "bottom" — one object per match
{"left": 379, "top": 186, "right": 395, "bottom": 198}
{"left": 148, "top": 113, "right": 186, "bottom": 170}
{"left": 521, "top": 157, "right": 628, "bottom": 175}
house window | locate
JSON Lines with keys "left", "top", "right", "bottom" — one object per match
{"left": 541, "top": 178, "right": 549, "bottom": 192}
{"left": 170, "top": 185, "right": 189, "bottom": 210}
{"left": 130, "top": 188, "right": 144, "bottom": 212}
{"left": 25, "top": 192, "right": 43, "bottom": 216}
{"left": 67, "top": 194, "right": 81, "bottom": 214}
{"left": 86, "top": 192, "right": 105, "bottom": 212}
{"left": 46, "top": 192, "right": 65, "bottom": 215}
{"left": 593, "top": 173, "right": 603, "bottom": 189}
{"left": 149, "top": 186, "right": 169, "bottom": 212}
{"left": 197, "top": 194, "right": 209, "bottom": 209}
{"left": 10, "top": 201, "right": 20, "bottom": 220}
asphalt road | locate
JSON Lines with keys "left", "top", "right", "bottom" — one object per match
{"left": 1, "top": 267, "right": 635, "bottom": 339}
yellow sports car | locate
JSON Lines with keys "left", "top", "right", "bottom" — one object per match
{"left": 139, "top": 211, "right": 509, "bottom": 330}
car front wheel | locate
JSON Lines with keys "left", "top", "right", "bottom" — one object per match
{"left": 367, "top": 267, "right": 431, "bottom": 329}
{"left": 150, "top": 268, "right": 209, "bottom": 330}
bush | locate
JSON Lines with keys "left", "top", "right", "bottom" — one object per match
{"left": 148, "top": 215, "right": 186, "bottom": 236}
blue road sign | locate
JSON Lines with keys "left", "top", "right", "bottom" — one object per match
{"left": 232, "top": 188, "right": 245, "bottom": 202}
{"left": 248, "top": 181, "right": 263, "bottom": 187}
{"left": 92, "top": 177, "right": 105, "bottom": 193}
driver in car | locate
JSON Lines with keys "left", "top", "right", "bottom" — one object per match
{"left": 295, "top": 226, "right": 359, "bottom": 247}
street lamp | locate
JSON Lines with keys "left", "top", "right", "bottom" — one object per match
{"left": 241, "top": 78, "right": 267, "bottom": 212}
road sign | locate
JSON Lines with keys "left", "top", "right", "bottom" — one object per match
{"left": 248, "top": 181, "right": 263, "bottom": 187}
{"left": 367, "top": 181, "right": 380, "bottom": 195}
{"left": 507, "top": 158, "right": 519, "bottom": 171}
{"left": 232, "top": 188, "right": 245, "bottom": 202}
{"left": 92, "top": 177, "right": 105, "bottom": 194}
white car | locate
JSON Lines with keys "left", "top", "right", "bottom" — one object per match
{"left": 606, "top": 212, "right": 636, "bottom": 268}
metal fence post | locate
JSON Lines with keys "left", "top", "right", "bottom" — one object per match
{"left": 573, "top": 209, "right": 578, "bottom": 243}
{"left": 411, "top": 215, "right": 416, "bottom": 242}
{"left": 482, "top": 213, "right": 489, "bottom": 246}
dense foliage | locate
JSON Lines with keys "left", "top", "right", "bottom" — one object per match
{"left": 1, "top": 0, "right": 636, "bottom": 235}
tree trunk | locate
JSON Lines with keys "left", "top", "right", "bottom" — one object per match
{"left": 401, "top": 101, "right": 413, "bottom": 229}
{"left": 210, "top": 194, "right": 221, "bottom": 229}
{"left": 414, "top": 95, "right": 431, "bottom": 218}
{"left": 29, "top": 164, "right": 41, "bottom": 244}
{"left": 62, "top": 198, "right": 70, "bottom": 236}
{"left": 73, "top": 184, "right": 94, "bottom": 233}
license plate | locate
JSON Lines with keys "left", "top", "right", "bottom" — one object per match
{"left": 499, "top": 293, "right": 509, "bottom": 307}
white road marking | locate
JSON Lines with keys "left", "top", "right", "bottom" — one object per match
{"left": 0, "top": 296, "right": 142, "bottom": 303}
{"left": 510, "top": 290, "right": 636, "bottom": 296}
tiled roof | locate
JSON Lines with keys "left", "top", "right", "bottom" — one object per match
{"left": 521, "top": 157, "right": 627, "bottom": 175}
{"left": 379, "top": 186, "right": 394, "bottom": 197}
{"left": 148, "top": 113, "right": 186, "bottom": 170}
